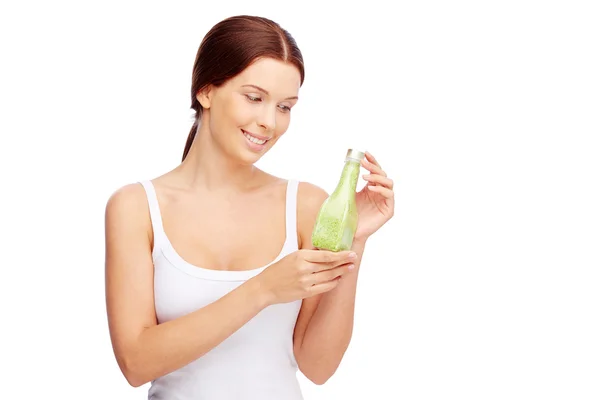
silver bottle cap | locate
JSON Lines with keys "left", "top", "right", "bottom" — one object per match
{"left": 345, "top": 148, "right": 365, "bottom": 162}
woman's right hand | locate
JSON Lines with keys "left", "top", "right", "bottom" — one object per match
{"left": 254, "top": 249, "right": 357, "bottom": 305}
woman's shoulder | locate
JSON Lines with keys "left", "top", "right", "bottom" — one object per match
{"left": 297, "top": 181, "right": 328, "bottom": 209}
{"left": 264, "top": 171, "right": 328, "bottom": 207}
{"left": 105, "top": 181, "right": 148, "bottom": 210}
{"left": 295, "top": 181, "right": 329, "bottom": 248}
{"left": 104, "top": 181, "right": 152, "bottom": 231}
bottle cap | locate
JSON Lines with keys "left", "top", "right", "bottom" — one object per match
{"left": 346, "top": 148, "right": 365, "bottom": 161}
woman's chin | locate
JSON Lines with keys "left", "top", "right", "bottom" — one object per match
{"left": 230, "top": 146, "right": 267, "bottom": 166}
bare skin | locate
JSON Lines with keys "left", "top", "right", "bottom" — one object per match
{"left": 105, "top": 57, "right": 394, "bottom": 387}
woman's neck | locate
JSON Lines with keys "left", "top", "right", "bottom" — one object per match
{"left": 172, "top": 126, "right": 262, "bottom": 194}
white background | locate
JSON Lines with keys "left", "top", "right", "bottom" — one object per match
{"left": 1, "top": 0, "right": 599, "bottom": 399}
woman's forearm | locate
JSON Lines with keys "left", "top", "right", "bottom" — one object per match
{"left": 120, "top": 277, "right": 268, "bottom": 387}
{"left": 296, "top": 240, "right": 366, "bottom": 383}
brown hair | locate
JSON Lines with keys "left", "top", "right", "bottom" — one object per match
{"left": 181, "top": 15, "right": 305, "bottom": 161}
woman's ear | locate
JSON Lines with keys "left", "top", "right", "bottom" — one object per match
{"left": 196, "top": 85, "right": 213, "bottom": 109}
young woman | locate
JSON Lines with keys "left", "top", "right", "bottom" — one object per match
{"left": 105, "top": 15, "right": 394, "bottom": 399}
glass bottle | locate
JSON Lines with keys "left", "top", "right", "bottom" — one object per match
{"left": 312, "top": 148, "right": 365, "bottom": 252}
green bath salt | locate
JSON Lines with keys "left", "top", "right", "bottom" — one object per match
{"left": 312, "top": 149, "right": 365, "bottom": 252}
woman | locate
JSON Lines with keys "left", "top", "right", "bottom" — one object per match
{"left": 105, "top": 15, "right": 394, "bottom": 399}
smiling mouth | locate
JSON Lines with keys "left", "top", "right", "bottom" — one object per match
{"left": 242, "top": 130, "right": 270, "bottom": 145}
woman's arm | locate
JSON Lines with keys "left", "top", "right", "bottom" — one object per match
{"left": 292, "top": 183, "right": 365, "bottom": 385}
{"left": 105, "top": 184, "right": 269, "bottom": 387}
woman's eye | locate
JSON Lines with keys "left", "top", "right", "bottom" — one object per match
{"left": 278, "top": 104, "right": 291, "bottom": 112}
{"left": 245, "top": 94, "right": 261, "bottom": 102}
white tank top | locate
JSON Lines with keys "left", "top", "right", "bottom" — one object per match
{"left": 139, "top": 179, "right": 304, "bottom": 400}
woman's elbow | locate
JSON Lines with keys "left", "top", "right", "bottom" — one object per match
{"left": 300, "top": 363, "right": 339, "bottom": 386}
{"left": 117, "top": 354, "right": 148, "bottom": 388}
{"left": 124, "top": 371, "right": 146, "bottom": 388}
{"left": 308, "top": 374, "right": 331, "bottom": 386}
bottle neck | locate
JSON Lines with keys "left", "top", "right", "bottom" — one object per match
{"left": 335, "top": 158, "right": 361, "bottom": 193}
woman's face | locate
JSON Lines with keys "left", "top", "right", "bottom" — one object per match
{"left": 198, "top": 57, "right": 301, "bottom": 164}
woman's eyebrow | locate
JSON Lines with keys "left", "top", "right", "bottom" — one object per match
{"left": 242, "top": 84, "right": 298, "bottom": 100}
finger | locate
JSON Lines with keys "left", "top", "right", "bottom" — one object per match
{"left": 367, "top": 185, "right": 395, "bottom": 199}
{"left": 365, "top": 151, "right": 381, "bottom": 168}
{"left": 363, "top": 174, "right": 394, "bottom": 189}
{"left": 302, "top": 249, "right": 355, "bottom": 264}
{"left": 311, "top": 262, "right": 354, "bottom": 285}
{"left": 308, "top": 278, "right": 341, "bottom": 296}
{"left": 361, "top": 158, "right": 387, "bottom": 178}
{"left": 309, "top": 253, "right": 357, "bottom": 272}
{"left": 309, "top": 261, "right": 354, "bottom": 285}
{"left": 298, "top": 249, "right": 336, "bottom": 263}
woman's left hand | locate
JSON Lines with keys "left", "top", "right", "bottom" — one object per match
{"left": 354, "top": 151, "right": 395, "bottom": 242}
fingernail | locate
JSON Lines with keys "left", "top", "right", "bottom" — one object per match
{"left": 349, "top": 252, "right": 357, "bottom": 259}
{"left": 348, "top": 264, "right": 355, "bottom": 270}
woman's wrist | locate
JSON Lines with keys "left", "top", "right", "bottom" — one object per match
{"left": 246, "top": 274, "right": 275, "bottom": 309}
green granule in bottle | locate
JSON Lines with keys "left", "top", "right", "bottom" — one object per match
{"left": 312, "top": 149, "right": 365, "bottom": 251}
{"left": 312, "top": 215, "right": 343, "bottom": 251}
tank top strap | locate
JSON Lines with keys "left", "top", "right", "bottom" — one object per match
{"left": 285, "top": 180, "right": 299, "bottom": 249}
{"left": 139, "top": 180, "right": 167, "bottom": 253}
